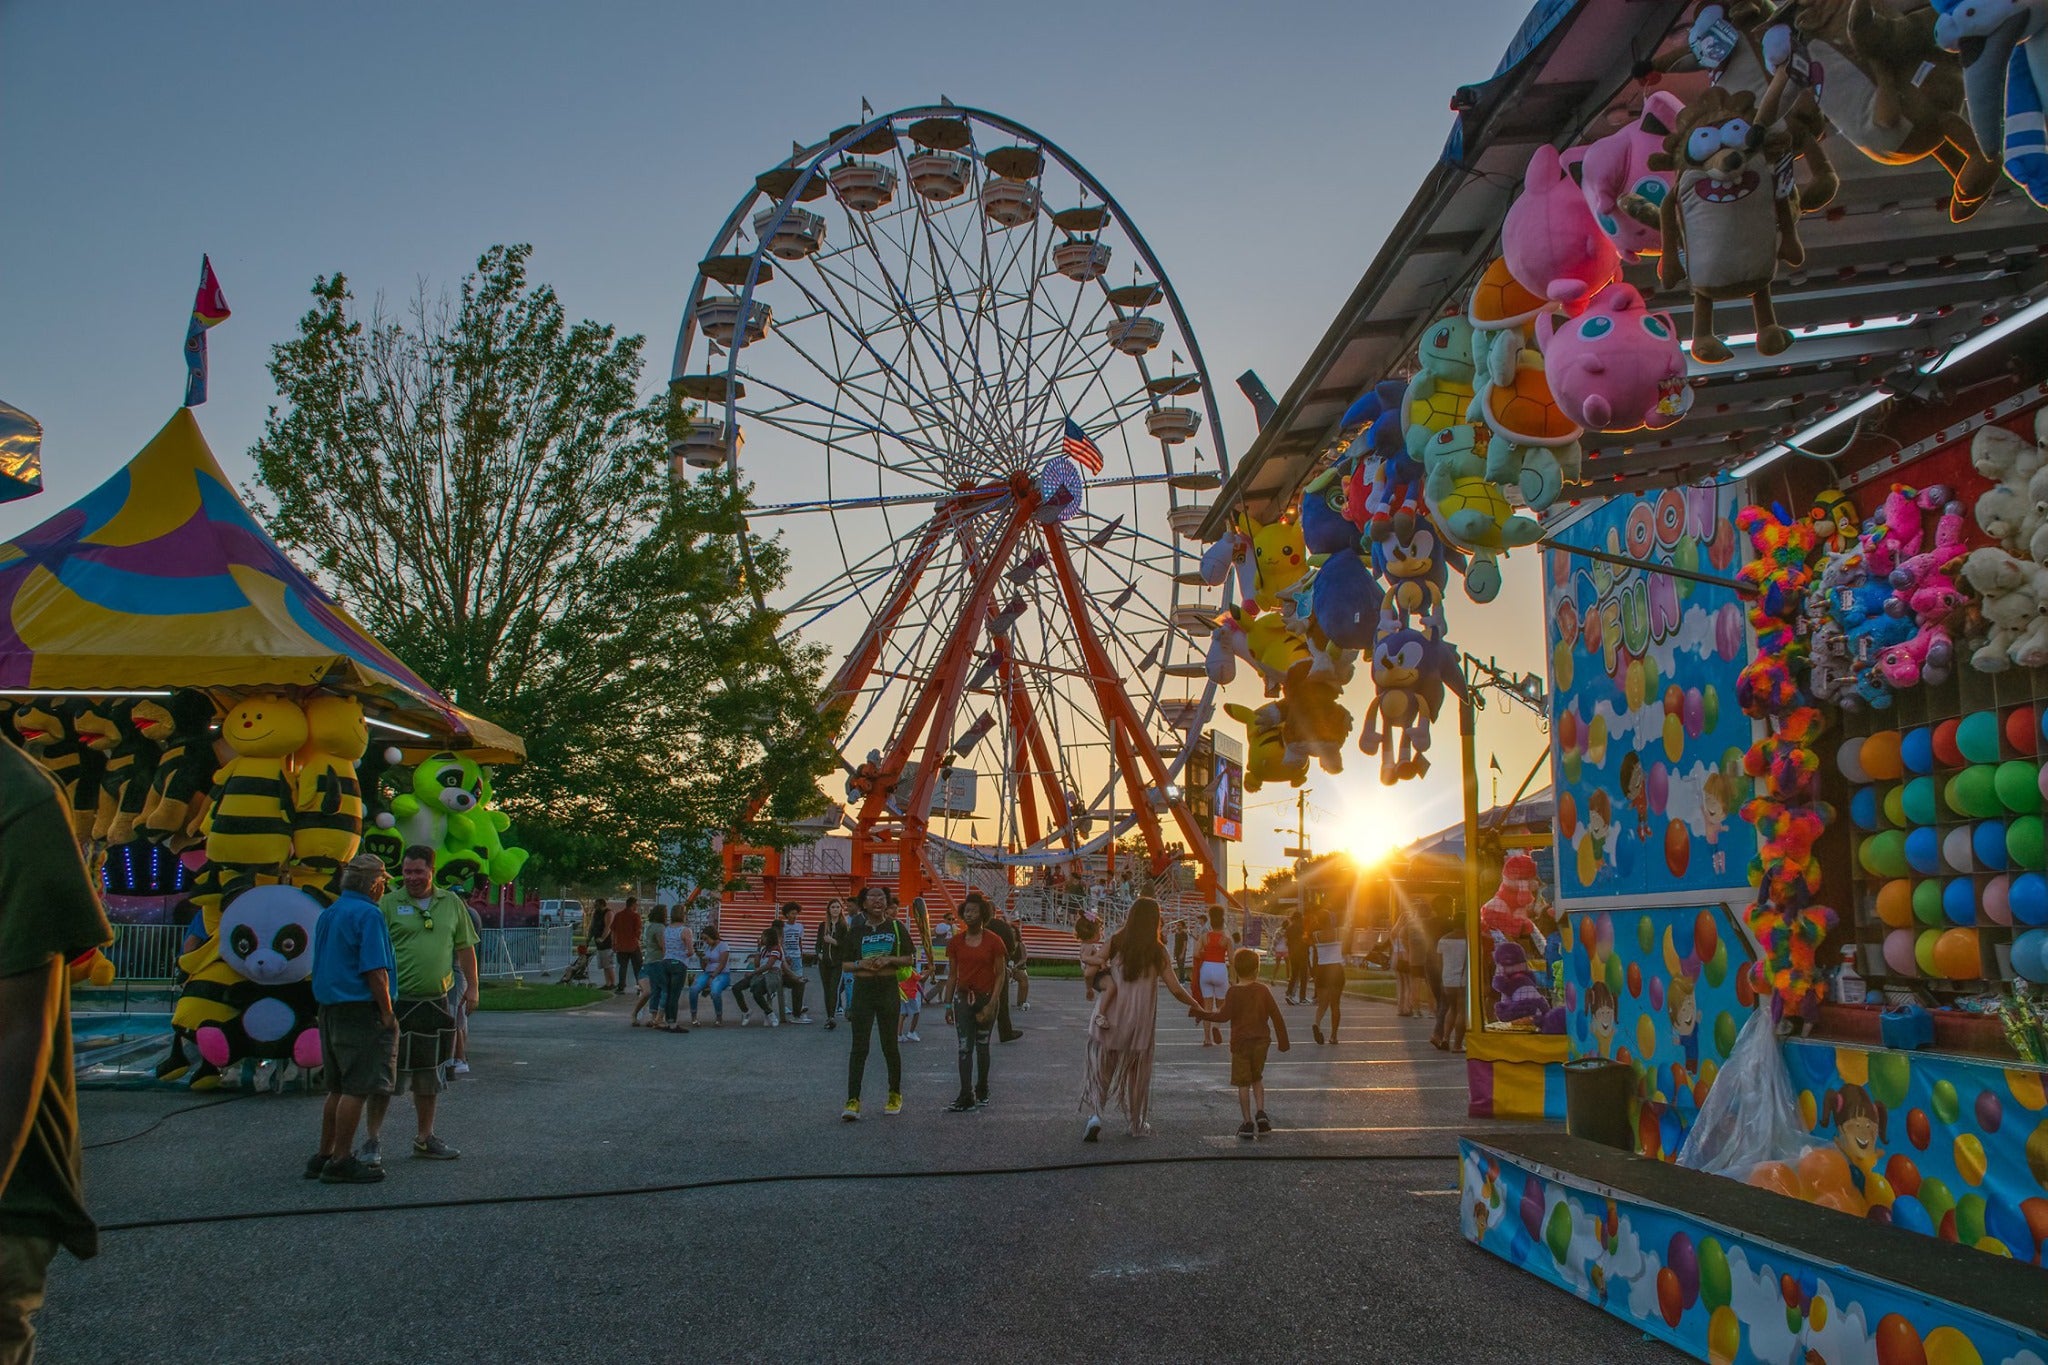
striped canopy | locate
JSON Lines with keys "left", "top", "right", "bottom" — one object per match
{"left": 0, "top": 408, "right": 522, "bottom": 761}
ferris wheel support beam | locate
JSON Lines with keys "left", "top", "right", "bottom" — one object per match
{"left": 992, "top": 633, "right": 1076, "bottom": 854}
{"left": 1039, "top": 522, "right": 1229, "bottom": 905}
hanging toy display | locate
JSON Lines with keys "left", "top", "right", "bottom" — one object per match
{"left": 1563, "top": 90, "right": 1682, "bottom": 261}
{"left": 290, "top": 694, "right": 369, "bottom": 891}
{"left": 192, "top": 883, "right": 323, "bottom": 1079}
{"left": 1931, "top": 0, "right": 2048, "bottom": 208}
{"left": 134, "top": 689, "right": 219, "bottom": 848}
{"left": 202, "top": 694, "right": 308, "bottom": 873}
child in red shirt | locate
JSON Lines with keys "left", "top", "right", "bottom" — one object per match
{"left": 1189, "top": 947, "right": 1290, "bottom": 1139}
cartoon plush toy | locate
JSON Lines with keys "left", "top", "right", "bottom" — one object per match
{"left": 193, "top": 884, "right": 323, "bottom": 1079}
{"left": 1242, "top": 514, "right": 1310, "bottom": 611}
{"left": 135, "top": 689, "right": 217, "bottom": 848}
{"left": 1298, "top": 466, "right": 1358, "bottom": 557}
{"left": 1197, "top": 525, "right": 1248, "bottom": 591}
{"left": 1500, "top": 143, "right": 1620, "bottom": 309}
{"left": 291, "top": 694, "right": 368, "bottom": 886}
{"left": 1308, "top": 546, "right": 1384, "bottom": 652}
{"left": 1931, "top": 0, "right": 2048, "bottom": 207}
{"left": 203, "top": 694, "right": 308, "bottom": 872}
{"left": 1402, "top": 314, "right": 1478, "bottom": 462}
{"left": 1467, "top": 333, "right": 1581, "bottom": 511}
{"left": 1357, "top": 624, "right": 1464, "bottom": 784}
{"left": 1534, "top": 283, "right": 1690, "bottom": 434}
{"left": 1962, "top": 548, "right": 2048, "bottom": 671}
{"left": 1807, "top": 488, "right": 1859, "bottom": 556}
{"left": 1672, "top": 3, "right": 1841, "bottom": 211}
{"left": 1786, "top": 0, "right": 1998, "bottom": 221}
{"left": 14, "top": 699, "right": 103, "bottom": 846}
{"left": 382, "top": 751, "right": 488, "bottom": 886}
{"left": 1418, "top": 425, "right": 1544, "bottom": 603}
{"left": 1243, "top": 609, "right": 1312, "bottom": 692}
{"left": 1652, "top": 78, "right": 1805, "bottom": 363}
{"left": 1566, "top": 90, "right": 1683, "bottom": 260}
{"left": 1491, "top": 942, "right": 1551, "bottom": 1025}
{"left": 75, "top": 699, "right": 157, "bottom": 847}
{"left": 1279, "top": 669, "right": 1351, "bottom": 776}
{"left": 1879, "top": 496, "right": 1968, "bottom": 687}
{"left": 1225, "top": 701, "right": 1308, "bottom": 792}
{"left": 1369, "top": 509, "right": 1453, "bottom": 629}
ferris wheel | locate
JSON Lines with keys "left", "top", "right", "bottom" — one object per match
{"left": 671, "top": 103, "right": 1231, "bottom": 907}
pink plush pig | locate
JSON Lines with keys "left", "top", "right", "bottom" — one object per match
{"left": 1535, "top": 283, "right": 1689, "bottom": 433}
{"left": 1563, "top": 92, "right": 1682, "bottom": 263}
{"left": 1501, "top": 144, "right": 1620, "bottom": 309}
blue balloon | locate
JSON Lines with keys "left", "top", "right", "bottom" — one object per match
{"left": 1850, "top": 788, "right": 1880, "bottom": 831}
{"left": 1892, "top": 1194, "right": 1935, "bottom": 1236}
{"left": 1901, "top": 726, "right": 1935, "bottom": 774}
{"left": 1987, "top": 1198, "right": 2039, "bottom": 1262}
{"left": 1975, "top": 820, "right": 2011, "bottom": 871}
{"left": 1943, "top": 877, "right": 1979, "bottom": 925}
{"left": 1613, "top": 834, "right": 1637, "bottom": 880}
{"left": 1905, "top": 826, "right": 1943, "bottom": 876}
{"left": 2013, "top": 872, "right": 2048, "bottom": 927}
{"left": 2014, "top": 929, "right": 2048, "bottom": 984}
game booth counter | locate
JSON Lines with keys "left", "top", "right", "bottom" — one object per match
{"left": 1187, "top": 0, "right": 2048, "bottom": 1356}
{"left": 0, "top": 408, "right": 529, "bottom": 1087}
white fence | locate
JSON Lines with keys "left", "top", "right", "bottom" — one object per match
{"left": 104, "top": 921, "right": 575, "bottom": 984}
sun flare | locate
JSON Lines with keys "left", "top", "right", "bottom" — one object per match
{"left": 1326, "top": 794, "right": 1414, "bottom": 869}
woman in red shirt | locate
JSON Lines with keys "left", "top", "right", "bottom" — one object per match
{"left": 1192, "top": 906, "right": 1232, "bottom": 1048}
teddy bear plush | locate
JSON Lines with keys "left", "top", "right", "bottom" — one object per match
{"left": 204, "top": 694, "right": 309, "bottom": 872}
{"left": 1963, "top": 548, "right": 2048, "bottom": 670}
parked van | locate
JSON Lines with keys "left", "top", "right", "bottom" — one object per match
{"left": 538, "top": 898, "right": 584, "bottom": 926}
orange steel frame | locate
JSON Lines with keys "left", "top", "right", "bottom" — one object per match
{"left": 726, "top": 472, "right": 1225, "bottom": 909}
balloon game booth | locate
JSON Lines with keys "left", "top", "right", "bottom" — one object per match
{"left": 1196, "top": 0, "right": 2048, "bottom": 1357}
{"left": 0, "top": 408, "right": 525, "bottom": 1087}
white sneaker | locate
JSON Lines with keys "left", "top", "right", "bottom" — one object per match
{"left": 794, "top": 1014, "right": 813, "bottom": 1025}
{"left": 767, "top": 1013, "right": 780, "bottom": 1029}
{"left": 907, "top": 1030, "right": 921, "bottom": 1042}
{"left": 739, "top": 1014, "right": 752, "bottom": 1027}
{"left": 451, "top": 1060, "right": 471, "bottom": 1077}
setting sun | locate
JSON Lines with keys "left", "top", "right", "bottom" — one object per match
{"left": 1324, "top": 792, "right": 1416, "bottom": 869}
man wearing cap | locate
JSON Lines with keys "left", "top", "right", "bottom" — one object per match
{"left": 307, "top": 855, "right": 398, "bottom": 1184}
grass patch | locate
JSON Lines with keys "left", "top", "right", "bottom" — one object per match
{"left": 476, "top": 980, "right": 610, "bottom": 1012}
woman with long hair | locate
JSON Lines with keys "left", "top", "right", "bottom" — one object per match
{"left": 816, "top": 897, "right": 849, "bottom": 1031}
{"left": 1079, "top": 896, "right": 1198, "bottom": 1141}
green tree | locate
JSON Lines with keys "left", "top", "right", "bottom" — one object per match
{"left": 249, "top": 244, "right": 834, "bottom": 889}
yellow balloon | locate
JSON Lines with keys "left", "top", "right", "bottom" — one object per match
{"left": 1577, "top": 838, "right": 1598, "bottom": 886}
{"left": 1625, "top": 660, "right": 1645, "bottom": 712}
{"left": 1663, "top": 713, "right": 1685, "bottom": 762}
{"left": 1699, "top": 1059, "right": 1718, "bottom": 1091}
{"left": 1978, "top": 1238, "right": 2012, "bottom": 1257}
{"left": 1954, "top": 1133, "right": 1988, "bottom": 1186}
{"left": 1923, "top": 1326, "right": 1985, "bottom": 1365}
{"left": 1809, "top": 1296, "right": 1827, "bottom": 1330}
{"left": 1707, "top": 1305, "right": 1740, "bottom": 1365}
{"left": 1798, "top": 1089, "right": 1817, "bottom": 1132}
{"left": 1862, "top": 1170, "right": 1895, "bottom": 1209}
{"left": 1835, "top": 1048, "right": 1869, "bottom": 1087}
{"left": 2010, "top": 1068, "right": 2048, "bottom": 1111}
{"left": 1553, "top": 642, "right": 1574, "bottom": 693}
{"left": 1588, "top": 715, "right": 1609, "bottom": 766}
{"left": 1662, "top": 926, "right": 1682, "bottom": 977}
{"left": 1636, "top": 1013, "right": 1657, "bottom": 1060}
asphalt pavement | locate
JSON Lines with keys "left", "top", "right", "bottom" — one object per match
{"left": 39, "top": 976, "right": 1682, "bottom": 1363}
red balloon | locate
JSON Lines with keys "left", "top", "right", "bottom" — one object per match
{"left": 1665, "top": 819, "right": 1691, "bottom": 878}
{"left": 1779, "top": 1273, "right": 1801, "bottom": 1307}
{"left": 1932, "top": 719, "right": 1964, "bottom": 769}
{"left": 1627, "top": 961, "right": 1643, "bottom": 998}
{"left": 1906, "top": 1108, "right": 1931, "bottom": 1151}
{"left": 2009, "top": 706, "right": 2039, "bottom": 756}
{"left": 1886, "top": 1153, "right": 1921, "bottom": 1198}
{"left": 1694, "top": 909, "right": 1718, "bottom": 964}
{"left": 1874, "top": 1313, "right": 1926, "bottom": 1365}
{"left": 1657, "top": 1267, "right": 1684, "bottom": 1327}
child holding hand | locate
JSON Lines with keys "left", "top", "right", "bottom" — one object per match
{"left": 1189, "top": 947, "right": 1290, "bottom": 1139}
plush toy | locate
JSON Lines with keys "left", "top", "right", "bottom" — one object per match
{"left": 193, "top": 884, "right": 323, "bottom": 1077}
{"left": 1534, "top": 282, "right": 1690, "bottom": 433}
{"left": 1205, "top": 609, "right": 1246, "bottom": 686}
{"left": 75, "top": 699, "right": 156, "bottom": 846}
{"left": 1197, "top": 525, "right": 1248, "bottom": 590}
{"left": 1736, "top": 504, "right": 1819, "bottom": 717}
{"left": 134, "top": 689, "right": 217, "bottom": 848}
{"left": 291, "top": 694, "right": 368, "bottom": 885}
{"left": 1962, "top": 547, "right": 2048, "bottom": 670}
{"left": 1491, "top": 942, "right": 1551, "bottom": 1025}
{"left": 1467, "top": 332, "right": 1581, "bottom": 511}
{"left": 1566, "top": 90, "right": 1683, "bottom": 260}
{"left": 1930, "top": 0, "right": 2048, "bottom": 207}
{"left": 1403, "top": 313, "right": 1478, "bottom": 462}
{"left": 1298, "top": 466, "right": 1358, "bottom": 556}
{"left": 356, "top": 743, "right": 408, "bottom": 871}
{"left": 169, "top": 865, "right": 267, "bottom": 1085}
{"left": 1673, "top": 3, "right": 1841, "bottom": 211}
{"left": 67, "top": 945, "right": 115, "bottom": 988}
{"left": 382, "top": 751, "right": 489, "bottom": 886}
{"left": 1278, "top": 669, "right": 1351, "bottom": 776}
{"left": 203, "top": 694, "right": 308, "bottom": 872}
{"left": 1242, "top": 514, "right": 1310, "bottom": 611}
{"left": 1500, "top": 143, "right": 1621, "bottom": 309}
{"left": 1862, "top": 483, "right": 1947, "bottom": 577}
{"left": 1243, "top": 608, "right": 1312, "bottom": 691}
{"left": 1357, "top": 624, "right": 1464, "bottom": 784}
{"left": 1782, "top": 0, "right": 1999, "bottom": 220}
{"left": 1418, "top": 424, "right": 1544, "bottom": 603}
{"left": 1652, "top": 78, "right": 1805, "bottom": 363}
{"left": 1308, "top": 546, "right": 1383, "bottom": 652}
{"left": 1803, "top": 549, "right": 1861, "bottom": 706}
{"left": 14, "top": 699, "right": 103, "bottom": 846}
{"left": 450, "top": 760, "right": 528, "bottom": 886}
{"left": 1973, "top": 418, "right": 2048, "bottom": 488}
{"left": 1368, "top": 509, "right": 1452, "bottom": 629}
{"left": 1878, "top": 495, "right": 1968, "bottom": 686}
{"left": 1225, "top": 701, "right": 1308, "bottom": 792}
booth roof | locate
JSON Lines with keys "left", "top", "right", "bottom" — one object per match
{"left": 1400, "top": 791, "right": 1554, "bottom": 863}
{"left": 0, "top": 408, "right": 524, "bottom": 762}
{"left": 1208, "top": 0, "right": 2048, "bottom": 529}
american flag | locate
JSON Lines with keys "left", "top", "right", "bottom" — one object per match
{"left": 1061, "top": 417, "right": 1103, "bottom": 474}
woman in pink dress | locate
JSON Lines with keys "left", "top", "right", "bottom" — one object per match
{"left": 1080, "top": 896, "right": 1198, "bottom": 1141}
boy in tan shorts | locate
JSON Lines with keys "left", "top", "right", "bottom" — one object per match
{"left": 1189, "top": 947, "right": 1291, "bottom": 1139}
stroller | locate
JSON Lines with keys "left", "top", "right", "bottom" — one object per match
{"left": 557, "top": 943, "right": 595, "bottom": 985}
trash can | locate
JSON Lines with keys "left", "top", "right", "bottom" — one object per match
{"left": 1563, "top": 1057, "right": 1634, "bottom": 1151}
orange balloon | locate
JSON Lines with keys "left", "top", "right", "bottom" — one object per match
{"left": 1747, "top": 1161, "right": 1801, "bottom": 1198}
{"left": 1862, "top": 731, "right": 1904, "bottom": 781}
{"left": 1798, "top": 1145, "right": 1854, "bottom": 1197}
{"left": 1874, "top": 880, "right": 1915, "bottom": 929}
{"left": 1813, "top": 1186, "right": 1868, "bottom": 1217}
{"left": 1931, "top": 927, "right": 1982, "bottom": 981}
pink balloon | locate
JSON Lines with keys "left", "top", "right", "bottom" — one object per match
{"left": 1716, "top": 603, "right": 1743, "bottom": 661}
{"left": 1883, "top": 928, "right": 1920, "bottom": 977}
{"left": 1649, "top": 974, "right": 1666, "bottom": 1011}
{"left": 1984, "top": 873, "right": 2014, "bottom": 926}
{"left": 1648, "top": 762, "right": 1670, "bottom": 813}
{"left": 1682, "top": 688, "right": 1705, "bottom": 738}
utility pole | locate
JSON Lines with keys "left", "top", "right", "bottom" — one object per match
{"left": 1295, "top": 788, "right": 1308, "bottom": 925}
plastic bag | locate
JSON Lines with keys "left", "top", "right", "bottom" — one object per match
{"left": 1675, "top": 1009, "right": 1819, "bottom": 1178}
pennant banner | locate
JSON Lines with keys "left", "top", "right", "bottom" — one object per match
{"left": 0, "top": 400, "right": 42, "bottom": 505}
{"left": 183, "top": 254, "right": 231, "bottom": 407}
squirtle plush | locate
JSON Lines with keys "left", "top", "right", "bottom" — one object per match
{"left": 1403, "top": 313, "right": 1478, "bottom": 462}
{"left": 193, "top": 883, "right": 323, "bottom": 1075}
{"left": 203, "top": 694, "right": 308, "bottom": 872}
{"left": 292, "top": 694, "right": 368, "bottom": 886}
{"left": 134, "top": 690, "right": 218, "bottom": 848}
{"left": 1418, "top": 425, "right": 1544, "bottom": 603}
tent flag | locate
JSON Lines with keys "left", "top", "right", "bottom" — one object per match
{"left": 0, "top": 400, "right": 43, "bottom": 504}
{"left": 182, "top": 254, "right": 231, "bottom": 407}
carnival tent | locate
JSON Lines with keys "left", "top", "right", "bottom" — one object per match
{"left": 0, "top": 408, "right": 522, "bottom": 760}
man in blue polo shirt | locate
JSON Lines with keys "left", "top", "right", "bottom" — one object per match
{"left": 308, "top": 855, "right": 398, "bottom": 1184}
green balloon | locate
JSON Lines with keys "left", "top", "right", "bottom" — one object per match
{"left": 1902, "top": 777, "right": 1939, "bottom": 826}
{"left": 2009, "top": 815, "right": 2046, "bottom": 870}
{"left": 1997, "top": 761, "right": 2044, "bottom": 815}
{"left": 1913, "top": 879, "right": 1947, "bottom": 926}
{"left": 1916, "top": 929, "right": 1941, "bottom": 977}
{"left": 1868, "top": 1049, "right": 1912, "bottom": 1110}
{"left": 1956, "top": 1193, "right": 1987, "bottom": 1246}
{"left": 1638, "top": 914, "right": 1654, "bottom": 954}
{"left": 1605, "top": 952, "right": 1624, "bottom": 999}
{"left": 1545, "top": 1197, "right": 1574, "bottom": 1263}
{"left": 1884, "top": 785, "right": 1909, "bottom": 828}
{"left": 1714, "top": 1010, "right": 1737, "bottom": 1057}
{"left": 1705, "top": 940, "right": 1729, "bottom": 987}
{"left": 1699, "top": 1236, "right": 1731, "bottom": 1311}
{"left": 1919, "top": 1176, "right": 1956, "bottom": 1229}
{"left": 1947, "top": 766, "right": 2003, "bottom": 819}
{"left": 1860, "top": 831, "right": 1909, "bottom": 878}
{"left": 1932, "top": 1077, "right": 1961, "bottom": 1124}
{"left": 1958, "top": 711, "right": 2003, "bottom": 765}
{"left": 1702, "top": 686, "right": 1719, "bottom": 733}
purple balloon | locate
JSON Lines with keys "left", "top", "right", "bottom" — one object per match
{"left": 1649, "top": 975, "right": 1666, "bottom": 1012}
{"left": 1716, "top": 603, "right": 1743, "bottom": 661}
{"left": 1666, "top": 1231, "right": 1700, "bottom": 1306}
{"left": 1648, "top": 762, "right": 1670, "bottom": 814}
{"left": 1682, "top": 688, "right": 1705, "bottom": 738}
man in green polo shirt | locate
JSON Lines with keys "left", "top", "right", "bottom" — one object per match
{"left": 365, "top": 845, "right": 477, "bottom": 1163}
{"left": 0, "top": 738, "right": 111, "bottom": 1362}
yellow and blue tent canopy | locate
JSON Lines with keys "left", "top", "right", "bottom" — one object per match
{"left": 0, "top": 408, "right": 522, "bottom": 761}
